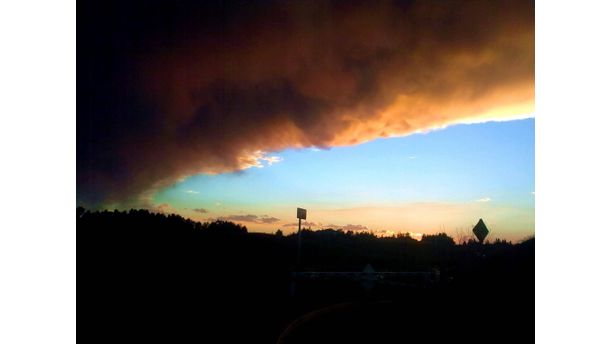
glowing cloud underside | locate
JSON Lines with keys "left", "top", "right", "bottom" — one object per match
{"left": 77, "top": 0, "right": 534, "bottom": 208}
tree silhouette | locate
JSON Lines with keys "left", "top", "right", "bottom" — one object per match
{"left": 78, "top": 207, "right": 534, "bottom": 343}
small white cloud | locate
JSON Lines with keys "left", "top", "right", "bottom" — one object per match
{"left": 407, "top": 155, "right": 417, "bottom": 160}
{"left": 247, "top": 151, "right": 283, "bottom": 168}
{"left": 531, "top": 191, "right": 535, "bottom": 195}
{"left": 409, "top": 232, "right": 423, "bottom": 241}
{"left": 260, "top": 155, "right": 282, "bottom": 166}
{"left": 239, "top": 150, "right": 283, "bottom": 169}
{"left": 475, "top": 197, "right": 492, "bottom": 202}
{"left": 184, "top": 190, "right": 199, "bottom": 194}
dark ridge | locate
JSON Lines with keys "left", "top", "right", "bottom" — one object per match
{"left": 78, "top": 207, "right": 534, "bottom": 343}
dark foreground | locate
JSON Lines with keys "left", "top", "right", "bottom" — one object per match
{"left": 79, "top": 209, "right": 534, "bottom": 343}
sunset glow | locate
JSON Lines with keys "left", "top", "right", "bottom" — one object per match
{"left": 77, "top": 0, "right": 534, "bottom": 242}
{"left": 151, "top": 119, "right": 534, "bottom": 242}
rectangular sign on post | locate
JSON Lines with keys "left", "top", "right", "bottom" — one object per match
{"left": 297, "top": 208, "right": 307, "bottom": 220}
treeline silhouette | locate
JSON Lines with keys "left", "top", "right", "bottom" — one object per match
{"left": 79, "top": 207, "right": 534, "bottom": 343}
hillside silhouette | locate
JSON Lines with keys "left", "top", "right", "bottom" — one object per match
{"left": 78, "top": 207, "right": 534, "bottom": 343}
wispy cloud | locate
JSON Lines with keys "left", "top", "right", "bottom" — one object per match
{"left": 407, "top": 155, "right": 417, "bottom": 160}
{"left": 259, "top": 216, "right": 282, "bottom": 224}
{"left": 282, "top": 221, "right": 321, "bottom": 228}
{"left": 215, "top": 214, "right": 280, "bottom": 224}
{"left": 152, "top": 203, "right": 174, "bottom": 214}
{"left": 220, "top": 214, "right": 259, "bottom": 222}
{"left": 192, "top": 208, "right": 208, "bottom": 214}
{"left": 184, "top": 190, "right": 199, "bottom": 194}
{"left": 282, "top": 222, "right": 370, "bottom": 233}
{"left": 260, "top": 155, "right": 283, "bottom": 166}
{"left": 475, "top": 197, "right": 492, "bottom": 202}
{"left": 246, "top": 151, "right": 284, "bottom": 169}
{"left": 326, "top": 223, "right": 370, "bottom": 232}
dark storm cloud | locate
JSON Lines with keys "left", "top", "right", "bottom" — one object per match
{"left": 78, "top": 0, "right": 534, "bottom": 208}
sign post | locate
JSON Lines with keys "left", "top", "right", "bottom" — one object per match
{"left": 296, "top": 208, "right": 307, "bottom": 268}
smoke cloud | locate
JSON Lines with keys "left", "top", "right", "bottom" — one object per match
{"left": 78, "top": 0, "right": 534, "bottom": 207}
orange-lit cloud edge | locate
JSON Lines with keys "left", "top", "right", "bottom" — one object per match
{"left": 132, "top": 85, "right": 535, "bottom": 237}
{"left": 84, "top": 0, "right": 535, "bottom": 226}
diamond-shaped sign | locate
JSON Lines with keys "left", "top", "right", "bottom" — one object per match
{"left": 472, "top": 218, "right": 489, "bottom": 243}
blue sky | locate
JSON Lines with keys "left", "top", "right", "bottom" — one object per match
{"left": 154, "top": 118, "right": 534, "bottom": 241}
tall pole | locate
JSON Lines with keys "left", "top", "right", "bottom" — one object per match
{"left": 297, "top": 218, "right": 302, "bottom": 269}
